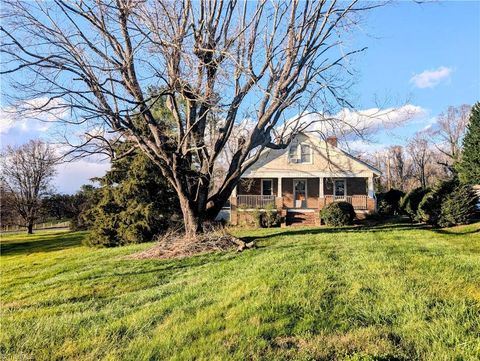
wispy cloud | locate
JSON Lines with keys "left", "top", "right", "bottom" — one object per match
{"left": 0, "top": 97, "right": 68, "bottom": 135}
{"left": 333, "top": 104, "right": 426, "bottom": 132}
{"left": 410, "top": 66, "right": 452, "bottom": 89}
{"left": 295, "top": 104, "right": 426, "bottom": 137}
{"left": 346, "top": 139, "right": 388, "bottom": 155}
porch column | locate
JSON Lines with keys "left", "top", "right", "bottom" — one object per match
{"left": 367, "top": 176, "right": 374, "bottom": 198}
{"left": 276, "top": 177, "right": 286, "bottom": 227}
{"left": 318, "top": 177, "right": 325, "bottom": 210}
{"left": 276, "top": 177, "right": 284, "bottom": 210}
{"left": 230, "top": 188, "right": 238, "bottom": 225}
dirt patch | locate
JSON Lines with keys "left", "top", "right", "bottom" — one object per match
{"left": 273, "top": 327, "right": 408, "bottom": 360}
{"left": 127, "top": 226, "right": 254, "bottom": 260}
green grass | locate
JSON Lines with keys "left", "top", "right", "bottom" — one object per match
{"left": 1, "top": 222, "right": 479, "bottom": 360}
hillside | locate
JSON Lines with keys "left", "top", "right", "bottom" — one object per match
{"left": 1, "top": 222, "right": 479, "bottom": 360}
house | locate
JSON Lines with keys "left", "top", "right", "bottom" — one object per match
{"left": 229, "top": 132, "right": 381, "bottom": 226}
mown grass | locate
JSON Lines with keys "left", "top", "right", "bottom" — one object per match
{"left": 1, "top": 222, "right": 479, "bottom": 361}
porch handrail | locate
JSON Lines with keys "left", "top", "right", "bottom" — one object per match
{"left": 323, "top": 195, "right": 368, "bottom": 210}
{"left": 237, "top": 195, "right": 275, "bottom": 209}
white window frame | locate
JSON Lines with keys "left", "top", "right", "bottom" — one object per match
{"left": 333, "top": 178, "right": 347, "bottom": 198}
{"left": 261, "top": 179, "right": 273, "bottom": 196}
{"left": 288, "top": 142, "right": 313, "bottom": 164}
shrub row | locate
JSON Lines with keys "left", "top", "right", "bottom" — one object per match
{"left": 400, "top": 178, "right": 477, "bottom": 227}
{"left": 377, "top": 189, "right": 405, "bottom": 216}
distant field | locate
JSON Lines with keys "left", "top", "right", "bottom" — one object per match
{"left": 1, "top": 222, "right": 479, "bottom": 360}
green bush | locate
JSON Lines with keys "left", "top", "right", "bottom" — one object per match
{"left": 417, "top": 178, "right": 457, "bottom": 226}
{"left": 253, "top": 203, "right": 280, "bottom": 228}
{"left": 83, "top": 146, "right": 181, "bottom": 247}
{"left": 377, "top": 189, "right": 405, "bottom": 216}
{"left": 377, "top": 199, "right": 393, "bottom": 216}
{"left": 400, "top": 187, "right": 430, "bottom": 221}
{"left": 439, "top": 185, "right": 477, "bottom": 227}
{"left": 321, "top": 201, "right": 355, "bottom": 226}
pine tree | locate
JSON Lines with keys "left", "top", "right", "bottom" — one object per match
{"left": 457, "top": 102, "right": 480, "bottom": 185}
{"left": 83, "top": 143, "right": 181, "bottom": 247}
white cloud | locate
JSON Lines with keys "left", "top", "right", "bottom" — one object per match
{"left": 54, "top": 159, "right": 110, "bottom": 194}
{"left": 410, "top": 66, "right": 452, "bottom": 89}
{"left": 292, "top": 104, "right": 426, "bottom": 137}
{"left": 419, "top": 117, "right": 438, "bottom": 132}
{"left": 345, "top": 139, "right": 388, "bottom": 155}
{"left": 335, "top": 104, "right": 425, "bottom": 133}
{"left": 0, "top": 97, "right": 69, "bottom": 134}
{"left": 0, "top": 112, "right": 15, "bottom": 134}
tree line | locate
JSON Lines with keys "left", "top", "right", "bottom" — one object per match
{"left": 1, "top": 141, "right": 180, "bottom": 243}
{"left": 362, "top": 104, "right": 473, "bottom": 193}
{"left": 371, "top": 103, "right": 480, "bottom": 226}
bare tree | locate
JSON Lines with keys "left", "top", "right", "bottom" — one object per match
{"left": 0, "top": 184, "right": 19, "bottom": 229}
{"left": 1, "top": 0, "right": 383, "bottom": 238}
{"left": 1, "top": 140, "right": 57, "bottom": 234}
{"left": 431, "top": 104, "right": 471, "bottom": 171}
{"left": 407, "top": 133, "right": 431, "bottom": 189}
{"left": 388, "top": 145, "right": 406, "bottom": 190}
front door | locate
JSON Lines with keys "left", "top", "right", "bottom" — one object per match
{"left": 293, "top": 179, "right": 307, "bottom": 208}
{"left": 334, "top": 179, "right": 346, "bottom": 199}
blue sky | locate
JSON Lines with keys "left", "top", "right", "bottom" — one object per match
{"left": 1, "top": 1, "right": 479, "bottom": 193}
{"left": 350, "top": 1, "right": 480, "bottom": 147}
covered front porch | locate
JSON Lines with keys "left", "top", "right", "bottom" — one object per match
{"left": 229, "top": 176, "right": 376, "bottom": 226}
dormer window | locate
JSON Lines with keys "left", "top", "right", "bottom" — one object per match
{"left": 288, "top": 142, "right": 312, "bottom": 164}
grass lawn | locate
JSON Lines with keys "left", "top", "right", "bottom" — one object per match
{"left": 1, "top": 222, "right": 479, "bottom": 361}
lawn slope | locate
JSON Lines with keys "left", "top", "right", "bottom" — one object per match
{"left": 1, "top": 223, "right": 479, "bottom": 361}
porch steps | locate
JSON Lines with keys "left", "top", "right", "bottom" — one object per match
{"left": 286, "top": 211, "right": 320, "bottom": 227}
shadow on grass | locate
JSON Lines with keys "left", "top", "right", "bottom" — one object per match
{"left": 0, "top": 231, "right": 85, "bottom": 256}
{"left": 432, "top": 225, "right": 480, "bottom": 236}
{"left": 239, "top": 222, "right": 428, "bottom": 244}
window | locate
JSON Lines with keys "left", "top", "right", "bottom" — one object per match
{"left": 288, "top": 143, "right": 298, "bottom": 162}
{"left": 301, "top": 144, "right": 311, "bottom": 163}
{"left": 261, "top": 179, "right": 273, "bottom": 196}
{"left": 288, "top": 142, "right": 312, "bottom": 164}
{"left": 334, "top": 179, "right": 346, "bottom": 197}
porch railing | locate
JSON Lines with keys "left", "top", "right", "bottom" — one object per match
{"left": 323, "top": 195, "right": 368, "bottom": 210}
{"left": 234, "top": 194, "right": 370, "bottom": 210}
{"left": 237, "top": 195, "right": 276, "bottom": 209}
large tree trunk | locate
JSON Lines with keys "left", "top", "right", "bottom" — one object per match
{"left": 178, "top": 196, "right": 203, "bottom": 239}
{"left": 27, "top": 223, "right": 33, "bottom": 234}
{"left": 204, "top": 182, "right": 238, "bottom": 222}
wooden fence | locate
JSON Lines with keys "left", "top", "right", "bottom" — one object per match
{"left": 1, "top": 221, "right": 70, "bottom": 233}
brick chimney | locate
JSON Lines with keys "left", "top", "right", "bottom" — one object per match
{"left": 326, "top": 136, "right": 337, "bottom": 147}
